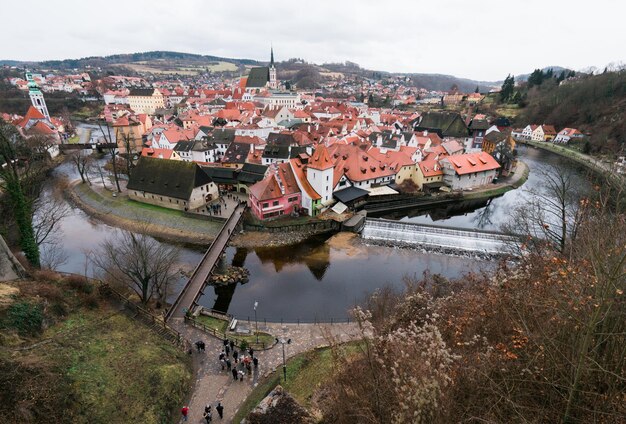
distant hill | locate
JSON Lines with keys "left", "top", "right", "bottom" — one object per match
{"left": 1, "top": 51, "right": 260, "bottom": 73}
{"left": 406, "top": 73, "right": 497, "bottom": 92}
{"left": 516, "top": 66, "right": 573, "bottom": 82}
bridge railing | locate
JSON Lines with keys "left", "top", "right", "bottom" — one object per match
{"left": 164, "top": 203, "right": 246, "bottom": 321}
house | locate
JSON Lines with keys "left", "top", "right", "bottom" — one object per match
{"left": 468, "top": 118, "right": 490, "bottom": 150}
{"left": 173, "top": 139, "right": 218, "bottom": 164}
{"left": 127, "top": 88, "right": 165, "bottom": 115}
{"left": 368, "top": 147, "right": 419, "bottom": 186}
{"left": 440, "top": 152, "right": 500, "bottom": 190}
{"left": 531, "top": 125, "right": 547, "bottom": 142}
{"left": 113, "top": 115, "right": 144, "bottom": 153}
{"left": 416, "top": 155, "right": 444, "bottom": 191}
{"left": 541, "top": 125, "right": 557, "bottom": 141}
{"left": 554, "top": 128, "right": 584, "bottom": 143}
{"left": 481, "top": 131, "right": 508, "bottom": 154}
{"left": 521, "top": 125, "right": 538, "bottom": 140}
{"left": 127, "top": 157, "right": 218, "bottom": 212}
{"left": 413, "top": 112, "right": 469, "bottom": 139}
{"left": 248, "top": 162, "right": 301, "bottom": 220}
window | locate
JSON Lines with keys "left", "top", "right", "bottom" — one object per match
{"left": 263, "top": 202, "right": 269, "bottom": 208}
{"left": 272, "top": 201, "right": 279, "bottom": 206}
{"left": 326, "top": 175, "right": 329, "bottom": 181}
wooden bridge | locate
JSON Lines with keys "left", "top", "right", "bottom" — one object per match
{"left": 165, "top": 203, "right": 246, "bottom": 322}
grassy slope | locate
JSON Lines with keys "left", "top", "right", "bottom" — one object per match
{"left": 0, "top": 278, "right": 192, "bottom": 424}
{"left": 233, "top": 343, "right": 361, "bottom": 423}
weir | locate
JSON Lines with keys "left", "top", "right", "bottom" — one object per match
{"left": 361, "top": 218, "right": 519, "bottom": 255}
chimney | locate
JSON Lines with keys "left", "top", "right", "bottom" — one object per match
{"left": 423, "top": 130, "right": 428, "bottom": 136}
{"left": 250, "top": 143, "right": 255, "bottom": 154}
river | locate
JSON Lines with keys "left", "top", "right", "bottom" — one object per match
{"left": 45, "top": 142, "right": 589, "bottom": 321}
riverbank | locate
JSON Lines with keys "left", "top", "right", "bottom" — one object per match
{"left": 521, "top": 140, "right": 617, "bottom": 177}
{"left": 66, "top": 180, "right": 221, "bottom": 245}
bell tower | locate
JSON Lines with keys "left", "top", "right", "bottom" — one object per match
{"left": 268, "top": 46, "right": 277, "bottom": 90}
{"left": 26, "top": 72, "right": 50, "bottom": 120}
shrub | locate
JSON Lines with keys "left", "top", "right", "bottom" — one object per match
{"left": 3, "top": 301, "right": 43, "bottom": 336}
{"left": 64, "top": 274, "right": 93, "bottom": 294}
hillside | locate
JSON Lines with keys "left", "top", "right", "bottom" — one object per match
{"left": 0, "top": 272, "right": 192, "bottom": 423}
{"left": 518, "top": 70, "right": 626, "bottom": 153}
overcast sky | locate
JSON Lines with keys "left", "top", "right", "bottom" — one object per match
{"left": 3, "top": 0, "right": 625, "bottom": 81}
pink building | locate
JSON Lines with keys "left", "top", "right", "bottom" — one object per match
{"left": 248, "top": 162, "right": 301, "bottom": 220}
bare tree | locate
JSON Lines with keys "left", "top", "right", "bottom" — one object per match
{"left": 91, "top": 229, "right": 180, "bottom": 306}
{"left": 503, "top": 167, "right": 586, "bottom": 253}
{"left": 96, "top": 120, "right": 122, "bottom": 192}
{"left": 69, "top": 150, "right": 93, "bottom": 184}
{"left": 119, "top": 131, "right": 137, "bottom": 177}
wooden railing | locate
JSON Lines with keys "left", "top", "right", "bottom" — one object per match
{"left": 184, "top": 315, "right": 273, "bottom": 351}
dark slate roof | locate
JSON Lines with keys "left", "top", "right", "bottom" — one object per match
{"left": 484, "top": 131, "right": 508, "bottom": 143}
{"left": 128, "top": 88, "right": 156, "bottom": 96}
{"left": 209, "top": 128, "right": 236, "bottom": 144}
{"left": 289, "top": 146, "right": 308, "bottom": 158}
{"left": 127, "top": 157, "right": 212, "bottom": 200}
{"left": 469, "top": 119, "right": 490, "bottom": 130}
{"left": 267, "top": 132, "right": 297, "bottom": 146}
{"left": 246, "top": 67, "right": 270, "bottom": 88}
{"left": 201, "top": 166, "right": 239, "bottom": 184}
{"left": 414, "top": 112, "right": 469, "bottom": 138}
{"left": 333, "top": 186, "right": 369, "bottom": 203}
{"left": 222, "top": 142, "right": 249, "bottom": 164}
{"left": 241, "top": 163, "right": 268, "bottom": 175}
{"left": 262, "top": 145, "right": 290, "bottom": 159}
{"left": 173, "top": 140, "right": 194, "bottom": 152}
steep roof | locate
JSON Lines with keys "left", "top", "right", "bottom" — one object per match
{"left": 415, "top": 112, "right": 469, "bottom": 138}
{"left": 249, "top": 173, "right": 283, "bottom": 201}
{"left": 246, "top": 67, "right": 270, "bottom": 88}
{"left": 127, "top": 157, "right": 212, "bottom": 200}
{"left": 308, "top": 144, "right": 333, "bottom": 170}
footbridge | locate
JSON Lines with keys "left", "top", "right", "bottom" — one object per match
{"left": 165, "top": 203, "right": 246, "bottom": 321}
{"left": 361, "top": 218, "right": 520, "bottom": 255}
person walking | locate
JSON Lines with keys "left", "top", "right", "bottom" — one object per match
{"left": 205, "top": 404, "right": 211, "bottom": 415}
{"left": 253, "top": 356, "right": 258, "bottom": 368}
{"left": 238, "top": 369, "right": 244, "bottom": 381}
{"left": 248, "top": 347, "right": 254, "bottom": 357}
{"left": 231, "top": 367, "right": 238, "bottom": 380}
{"left": 229, "top": 340, "right": 235, "bottom": 351}
{"left": 181, "top": 405, "right": 189, "bottom": 422}
{"left": 203, "top": 410, "right": 212, "bottom": 423}
{"left": 216, "top": 402, "right": 224, "bottom": 420}
{"left": 225, "top": 344, "right": 230, "bottom": 356}
{"left": 233, "top": 350, "right": 238, "bottom": 363}
{"left": 226, "top": 358, "right": 232, "bottom": 371}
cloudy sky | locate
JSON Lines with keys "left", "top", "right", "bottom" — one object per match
{"left": 3, "top": 0, "right": 625, "bottom": 81}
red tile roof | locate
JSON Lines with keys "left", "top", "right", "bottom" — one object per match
{"left": 308, "top": 144, "right": 334, "bottom": 170}
{"left": 443, "top": 152, "right": 500, "bottom": 175}
{"left": 249, "top": 173, "right": 283, "bottom": 201}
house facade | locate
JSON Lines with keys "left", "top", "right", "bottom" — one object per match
{"left": 127, "top": 157, "right": 218, "bottom": 212}
{"left": 128, "top": 88, "right": 165, "bottom": 115}
{"left": 440, "top": 152, "right": 500, "bottom": 190}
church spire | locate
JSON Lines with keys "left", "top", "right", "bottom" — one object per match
{"left": 270, "top": 45, "right": 274, "bottom": 67}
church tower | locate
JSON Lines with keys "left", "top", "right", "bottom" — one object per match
{"left": 268, "top": 46, "right": 277, "bottom": 90}
{"left": 26, "top": 72, "right": 50, "bottom": 120}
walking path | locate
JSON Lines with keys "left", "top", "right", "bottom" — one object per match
{"left": 171, "top": 318, "right": 362, "bottom": 423}
{"left": 166, "top": 202, "right": 246, "bottom": 321}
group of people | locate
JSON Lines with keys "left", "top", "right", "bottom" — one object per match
{"left": 207, "top": 202, "right": 224, "bottom": 216}
{"left": 216, "top": 338, "right": 259, "bottom": 382}
{"left": 180, "top": 402, "right": 224, "bottom": 423}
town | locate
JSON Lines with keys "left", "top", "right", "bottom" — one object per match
{"left": 1, "top": 2, "right": 625, "bottom": 422}
{"left": 3, "top": 49, "right": 596, "bottom": 226}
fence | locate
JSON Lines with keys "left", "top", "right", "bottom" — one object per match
{"left": 229, "top": 313, "right": 353, "bottom": 326}
{"left": 184, "top": 315, "right": 274, "bottom": 351}
{"left": 58, "top": 272, "right": 190, "bottom": 352}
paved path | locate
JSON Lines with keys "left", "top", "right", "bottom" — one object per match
{"left": 171, "top": 318, "right": 362, "bottom": 423}
{"left": 166, "top": 202, "right": 246, "bottom": 321}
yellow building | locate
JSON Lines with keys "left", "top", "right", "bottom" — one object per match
{"left": 128, "top": 88, "right": 165, "bottom": 115}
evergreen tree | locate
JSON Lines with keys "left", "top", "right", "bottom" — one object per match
{"left": 474, "top": 86, "right": 480, "bottom": 93}
{"left": 557, "top": 71, "right": 566, "bottom": 83}
{"left": 500, "top": 74, "right": 515, "bottom": 102}
{"left": 528, "top": 69, "right": 545, "bottom": 87}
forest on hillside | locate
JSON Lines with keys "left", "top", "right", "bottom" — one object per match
{"left": 515, "top": 70, "right": 626, "bottom": 154}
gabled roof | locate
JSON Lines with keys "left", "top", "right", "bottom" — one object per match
{"left": 222, "top": 142, "right": 249, "bottom": 164}
{"left": 127, "top": 157, "right": 212, "bottom": 200}
{"left": 246, "top": 67, "right": 270, "bottom": 88}
{"left": 415, "top": 112, "right": 469, "bottom": 138}
{"left": 249, "top": 173, "right": 283, "bottom": 201}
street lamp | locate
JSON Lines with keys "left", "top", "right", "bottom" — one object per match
{"left": 276, "top": 338, "right": 291, "bottom": 382}
{"left": 254, "top": 301, "right": 259, "bottom": 344}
